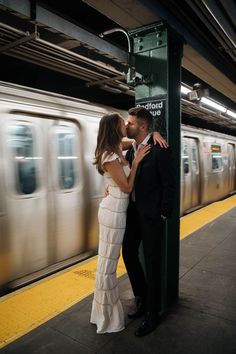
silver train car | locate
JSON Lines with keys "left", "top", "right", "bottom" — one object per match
{"left": 0, "top": 82, "right": 235, "bottom": 293}
{"left": 181, "top": 125, "right": 236, "bottom": 213}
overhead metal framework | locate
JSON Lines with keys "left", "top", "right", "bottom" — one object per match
{"left": 0, "top": 0, "right": 128, "bottom": 63}
{"left": 0, "top": 21, "right": 134, "bottom": 96}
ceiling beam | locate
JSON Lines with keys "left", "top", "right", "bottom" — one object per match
{"left": 183, "top": 45, "right": 236, "bottom": 103}
{"left": 83, "top": 0, "right": 159, "bottom": 29}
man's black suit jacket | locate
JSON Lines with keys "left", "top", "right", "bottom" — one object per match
{"left": 126, "top": 137, "right": 176, "bottom": 219}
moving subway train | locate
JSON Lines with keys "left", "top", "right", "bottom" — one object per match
{"left": 0, "top": 82, "right": 235, "bottom": 293}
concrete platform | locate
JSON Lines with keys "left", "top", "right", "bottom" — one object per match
{"left": 2, "top": 208, "right": 236, "bottom": 354}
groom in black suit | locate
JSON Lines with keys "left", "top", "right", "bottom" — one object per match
{"left": 122, "top": 106, "right": 175, "bottom": 337}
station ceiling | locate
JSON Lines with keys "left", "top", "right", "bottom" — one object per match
{"left": 84, "top": 0, "right": 236, "bottom": 102}
{"left": 0, "top": 0, "right": 236, "bottom": 131}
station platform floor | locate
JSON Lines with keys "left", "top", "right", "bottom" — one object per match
{"left": 1, "top": 196, "right": 236, "bottom": 353}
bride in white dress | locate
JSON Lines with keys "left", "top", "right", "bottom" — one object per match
{"left": 90, "top": 113, "right": 151, "bottom": 334}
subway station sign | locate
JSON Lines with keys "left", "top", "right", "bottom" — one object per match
{"left": 136, "top": 97, "right": 166, "bottom": 118}
{"left": 136, "top": 97, "right": 167, "bottom": 137}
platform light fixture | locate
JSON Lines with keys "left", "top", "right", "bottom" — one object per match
{"left": 226, "top": 110, "right": 236, "bottom": 119}
{"left": 181, "top": 85, "right": 191, "bottom": 95}
{"left": 200, "top": 97, "right": 227, "bottom": 113}
{"left": 179, "top": 84, "right": 236, "bottom": 119}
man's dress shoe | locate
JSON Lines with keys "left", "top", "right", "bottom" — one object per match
{"left": 135, "top": 313, "right": 161, "bottom": 337}
{"left": 128, "top": 296, "right": 145, "bottom": 319}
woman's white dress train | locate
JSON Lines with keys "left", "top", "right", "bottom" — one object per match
{"left": 90, "top": 152, "right": 130, "bottom": 334}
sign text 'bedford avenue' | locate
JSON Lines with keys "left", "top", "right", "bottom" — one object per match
{"left": 136, "top": 99, "right": 165, "bottom": 117}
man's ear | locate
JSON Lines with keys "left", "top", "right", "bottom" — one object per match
{"left": 140, "top": 123, "right": 148, "bottom": 132}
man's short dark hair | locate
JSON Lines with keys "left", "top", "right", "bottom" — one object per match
{"left": 128, "top": 107, "right": 153, "bottom": 130}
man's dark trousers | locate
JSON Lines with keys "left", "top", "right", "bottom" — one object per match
{"left": 122, "top": 201, "right": 164, "bottom": 315}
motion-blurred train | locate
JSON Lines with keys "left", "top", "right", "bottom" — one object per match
{"left": 0, "top": 81, "right": 235, "bottom": 293}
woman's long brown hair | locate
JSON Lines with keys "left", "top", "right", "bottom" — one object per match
{"left": 94, "top": 113, "right": 123, "bottom": 175}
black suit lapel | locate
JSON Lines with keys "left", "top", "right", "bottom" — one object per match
{"left": 126, "top": 136, "right": 153, "bottom": 173}
{"left": 126, "top": 147, "right": 134, "bottom": 167}
{"left": 136, "top": 137, "right": 154, "bottom": 177}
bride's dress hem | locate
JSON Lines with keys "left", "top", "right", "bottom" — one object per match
{"left": 90, "top": 321, "right": 125, "bottom": 334}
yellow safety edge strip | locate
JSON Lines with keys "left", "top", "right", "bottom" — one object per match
{"left": 0, "top": 194, "right": 236, "bottom": 348}
{"left": 180, "top": 194, "right": 236, "bottom": 239}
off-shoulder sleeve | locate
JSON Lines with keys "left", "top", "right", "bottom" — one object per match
{"left": 101, "top": 152, "right": 119, "bottom": 166}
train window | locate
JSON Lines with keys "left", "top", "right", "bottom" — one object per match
{"left": 211, "top": 145, "right": 223, "bottom": 171}
{"left": 182, "top": 143, "right": 189, "bottom": 174}
{"left": 191, "top": 142, "right": 199, "bottom": 172}
{"left": 7, "top": 124, "right": 38, "bottom": 194}
{"left": 212, "top": 155, "right": 222, "bottom": 170}
{"left": 57, "top": 130, "right": 78, "bottom": 189}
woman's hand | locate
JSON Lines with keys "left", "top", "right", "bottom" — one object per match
{"left": 152, "top": 132, "right": 168, "bottom": 148}
{"left": 134, "top": 144, "right": 151, "bottom": 165}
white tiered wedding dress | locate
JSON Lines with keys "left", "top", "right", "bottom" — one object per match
{"left": 90, "top": 152, "right": 130, "bottom": 334}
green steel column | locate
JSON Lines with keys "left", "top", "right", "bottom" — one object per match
{"left": 128, "top": 22, "right": 183, "bottom": 310}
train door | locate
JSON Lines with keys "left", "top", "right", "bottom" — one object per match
{"left": 181, "top": 139, "right": 191, "bottom": 211}
{"left": 81, "top": 116, "right": 103, "bottom": 251}
{"left": 189, "top": 138, "right": 200, "bottom": 207}
{"left": 181, "top": 137, "right": 200, "bottom": 212}
{"left": 227, "top": 143, "right": 236, "bottom": 192}
{"left": 49, "top": 121, "right": 85, "bottom": 262}
{"left": 2, "top": 119, "right": 48, "bottom": 279}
